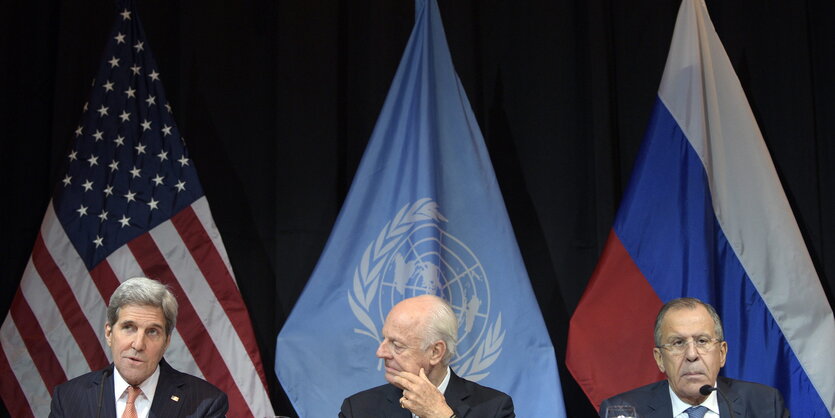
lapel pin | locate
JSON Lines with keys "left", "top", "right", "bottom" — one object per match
{"left": 171, "top": 395, "right": 180, "bottom": 402}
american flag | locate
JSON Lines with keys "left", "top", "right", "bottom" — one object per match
{"left": 0, "top": 1, "right": 274, "bottom": 416}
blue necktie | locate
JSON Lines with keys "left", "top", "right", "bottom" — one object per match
{"left": 686, "top": 405, "right": 708, "bottom": 418}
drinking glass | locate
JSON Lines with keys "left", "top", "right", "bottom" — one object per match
{"left": 605, "top": 405, "right": 637, "bottom": 418}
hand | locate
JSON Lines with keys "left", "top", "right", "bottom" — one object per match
{"left": 393, "top": 368, "right": 454, "bottom": 418}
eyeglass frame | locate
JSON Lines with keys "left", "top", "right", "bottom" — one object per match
{"left": 655, "top": 336, "right": 724, "bottom": 355}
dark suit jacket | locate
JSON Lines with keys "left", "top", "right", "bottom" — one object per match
{"left": 49, "top": 358, "right": 228, "bottom": 417}
{"left": 598, "top": 377, "right": 789, "bottom": 418}
{"left": 340, "top": 370, "right": 514, "bottom": 417}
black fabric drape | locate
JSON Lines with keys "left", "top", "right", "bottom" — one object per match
{"left": 1, "top": 0, "right": 833, "bottom": 416}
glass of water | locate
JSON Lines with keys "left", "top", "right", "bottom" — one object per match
{"left": 605, "top": 405, "right": 637, "bottom": 418}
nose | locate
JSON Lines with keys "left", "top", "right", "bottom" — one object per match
{"left": 376, "top": 340, "right": 391, "bottom": 359}
{"left": 684, "top": 340, "right": 700, "bottom": 360}
{"left": 131, "top": 333, "right": 146, "bottom": 351}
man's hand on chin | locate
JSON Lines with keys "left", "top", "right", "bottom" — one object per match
{"left": 391, "top": 368, "right": 454, "bottom": 418}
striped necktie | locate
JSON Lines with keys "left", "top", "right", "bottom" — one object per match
{"left": 122, "top": 386, "right": 141, "bottom": 418}
{"left": 685, "top": 405, "right": 708, "bottom": 418}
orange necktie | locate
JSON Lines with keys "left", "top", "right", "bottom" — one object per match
{"left": 122, "top": 386, "right": 141, "bottom": 418}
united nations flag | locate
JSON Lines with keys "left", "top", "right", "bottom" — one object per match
{"left": 275, "top": 0, "right": 567, "bottom": 416}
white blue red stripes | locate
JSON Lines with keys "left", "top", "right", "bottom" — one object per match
{"left": 617, "top": 99, "right": 830, "bottom": 415}
{"left": 568, "top": 0, "right": 834, "bottom": 415}
{"left": 655, "top": 1, "right": 833, "bottom": 414}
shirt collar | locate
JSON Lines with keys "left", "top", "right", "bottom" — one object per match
{"left": 113, "top": 363, "right": 161, "bottom": 405}
{"left": 668, "top": 382, "right": 719, "bottom": 417}
{"left": 437, "top": 366, "right": 452, "bottom": 395}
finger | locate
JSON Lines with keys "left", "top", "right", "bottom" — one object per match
{"left": 393, "top": 370, "right": 422, "bottom": 387}
{"left": 390, "top": 373, "right": 413, "bottom": 389}
{"left": 400, "top": 395, "right": 418, "bottom": 412}
{"left": 418, "top": 367, "right": 433, "bottom": 384}
{"left": 393, "top": 377, "right": 425, "bottom": 398}
{"left": 399, "top": 369, "right": 420, "bottom": 380}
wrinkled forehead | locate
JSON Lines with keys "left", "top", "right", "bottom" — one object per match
{"left": 115, "top": 304, "right": 166, "bottom": 326}
{"left": 383, "top": 307, "right": 426, "bottom": 340}
{"left": 661, "top": 306, "right": 715, "bottom": 336}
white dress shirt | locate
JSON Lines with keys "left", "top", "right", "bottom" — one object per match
{"left": 113, "top": 366, "right": 161, "bottom": 418}
{"left": 669, "top": 384, "right": 720, "bottom": 418}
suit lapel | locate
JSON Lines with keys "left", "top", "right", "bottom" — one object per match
{"left": 94, "top": 365, "right": 117, "bottom": 418}
{"left": 645, "top": 380, "right": 674, "bottom": 418}
{"left": 643, "top": 378, "right": 744, "bottom": 418}
{"left": 442, "top": 371, "right": 472, "bottom": 417}
{"left": 718, "top": 377, "right": 744, "bottom": 418}
{"left": 148, "top": 358, "right": 184, "bottom": 417}
{"left": 383, "top": 383, "right": 412, "bottom": 418}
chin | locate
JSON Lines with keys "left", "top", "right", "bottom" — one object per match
{"left": 680, "top": 372, "right": 708, "bottom": 382}
{"left": 386, "top": 376, "right": 404, "bottom": 389}
{"left": 121, "top": 374, "right": 145, "bottom": 385}
{"left": 680, "top": 381, "right": 706, "bottom": 394}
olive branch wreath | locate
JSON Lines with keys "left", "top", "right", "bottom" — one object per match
{"left": 347, "top": 197, "right": 504, "bottom": 381}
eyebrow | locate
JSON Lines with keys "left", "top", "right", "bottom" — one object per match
{"left": 665, "top": 332, "right": 712, "bottom": 340}
{"left": 119, "top": 320, "right": 164, "bottom": 330}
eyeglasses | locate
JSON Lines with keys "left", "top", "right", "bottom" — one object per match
{"left": 656, "top": 337, "right": 723, "bottom": 355}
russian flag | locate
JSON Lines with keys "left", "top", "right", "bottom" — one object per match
{"left": 566, "top": 0, "right": 835, "bottom": 416}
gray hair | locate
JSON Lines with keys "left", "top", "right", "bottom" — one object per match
{"left": 419, "top": 295, "right": 458, "bottom": 366}
{"left": 107, "top": 277, "right": 178, "bottom": 336}
{"left": 654, "top": 297, "right": 724, "bottom": 346}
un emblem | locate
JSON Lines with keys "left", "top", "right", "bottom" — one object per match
{"left": 348, "top": 198, "right": 504, "bottom": 381}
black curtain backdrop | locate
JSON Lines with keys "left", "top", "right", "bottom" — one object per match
{"left": 2, "top": 0, "right": 833, "bottom": 416}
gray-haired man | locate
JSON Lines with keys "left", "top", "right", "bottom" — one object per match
{"left": 50, "top": 277, "right": 228, "bottom": 417}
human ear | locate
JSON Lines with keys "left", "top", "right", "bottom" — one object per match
{"left": 653, "top": 347, "right": 665, "bottom": 373}
{"left": 430, "top": 341, "right": 446, "bottom": 365}
{"left": 105, "top": 323, "right": 113, "bottom": 347}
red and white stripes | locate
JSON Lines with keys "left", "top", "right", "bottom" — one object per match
{"left": 1, "top": 197, "right": 273, "bottom": 417}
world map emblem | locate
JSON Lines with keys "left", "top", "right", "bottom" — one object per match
{"left": 348, "top": 198, "right": 505, "bottom": 381}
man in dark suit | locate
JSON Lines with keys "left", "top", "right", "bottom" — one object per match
{"left": 49, "top": 277, "right": 227, "bottom": 417}
{"left": 599, "top": 297, "right": 788, "bottom": 418}
{"left": 340, "top": 295, "right": 514, "bottom": 418}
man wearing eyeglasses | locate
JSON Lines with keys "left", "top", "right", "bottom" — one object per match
{"left": 599, "top": 297, "right": 788, "bottom": 417}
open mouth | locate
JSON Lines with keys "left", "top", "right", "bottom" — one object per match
{"left": 124, "top": 356, "right": 144, "bottom": 365}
